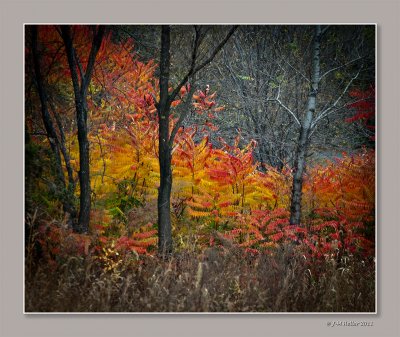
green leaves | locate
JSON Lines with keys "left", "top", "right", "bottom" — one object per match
{"left": 108, "top": 206, "right": 127, "bottom": 223}
{"left": 237, "top": 74, "right": 254, "bottom": 81}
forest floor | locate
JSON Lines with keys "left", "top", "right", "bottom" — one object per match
{"left": 25, "top": 240, "right": 375, "bottom": 313}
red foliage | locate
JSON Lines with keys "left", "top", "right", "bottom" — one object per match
{"left": 345, "top": 85, "right": 375, "bottom": 141}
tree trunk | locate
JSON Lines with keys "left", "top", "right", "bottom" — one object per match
{"left": 289, "top": 125, "right": 311, "bottom": 225}
{"left": 50, "top": 102, "right": 78, "bottom": 222}
{"left": 157, "top": 25, "right": 173, "bottom": 256}
{"left": 158, "top": 117, "right": 173, "bottom": 256}
{"left": 155, "top": 25, "right": 236, "bottom": 256}
{"left": 76, "top": 100, "right": 91, "bottom": 233}
{"left": 50, "top": 101, "right": 76, "bottom": 192}
{"left": 289, "top": 25, "right": 321, "bottom": 226}
{"left": 61, "top": 28, "right": 91, "bottom": 233}
{"left": 61, "top": 25, "right": 105, "bottom": 233}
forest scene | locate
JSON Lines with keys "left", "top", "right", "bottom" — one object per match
{"left": 24, "top": 24, "right": 376, "bottom": 312}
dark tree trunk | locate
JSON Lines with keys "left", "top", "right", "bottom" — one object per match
{"left": 76, "top": 101, "right": 91, "bottom": 233}
{"left": 61, "top": 25, "right": 105, "bottom": 233}
{"left": 289, "top": 25, "right": 321, "bottom": 226}
{"left": 156, "top": 25, "right": 237, "bottom": 256}
{"left": 158, "top": 119, "right": 173, "bottom": 256}
{"left": 157, "top": 26, "right": 173, "bottom": 256}
{"left": 50, "top": 101, "right": 77, "bottom": 215}
{"left": 31, "top": 26, "right": 78, "bottom": 227}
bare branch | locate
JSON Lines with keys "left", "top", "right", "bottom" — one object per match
{"left": 321, "top": 25, "right": 330, "bottom": 36}
{"left": 193, "top": 26, "right": 238, "bottom": 74}
{"left": 319, "top": 57, "right": 362, "bottom": 81}
{"left": 279, "top": 59, "right": 310, "bottom": 83}
{"left": 312, "top": 69, "right": 361, "bottom": 128}
{"left": 267, "top": 85, "right": 301, "bottom": 126}
{"left": 167, "top": 25, "right": 238, "bottom": 106}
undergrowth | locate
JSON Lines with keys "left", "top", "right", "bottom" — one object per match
{"left": 25, "top": 236, "right": 375, "bottom": 312}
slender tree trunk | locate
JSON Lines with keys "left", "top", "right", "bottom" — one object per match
{"left": 75, "top": 100, "right": 91, "bottom": 233}
{"left": 50, "top": 103, "right": 78, "bottom": 222}
{"left": 289, "top": 125, "right": 311, "bottom": 225}
{"left": 62, "top": 29, "right": 90, "bottom": 233}
{"left": 50, "top": 101, "right": 76, "bottom": 192}
{"left": 157, "top": 25, "right": 173, "bottom": 256}
{"left": 289, "top": 25, "right": 321, "bottom": 225}
{"left": 158, "top": 118, "right": 173, "bottom": 256}
{"left": 61, "top": 25, "right": 105, "bottom": 233}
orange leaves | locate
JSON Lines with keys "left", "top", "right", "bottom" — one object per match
{"left": 304, "top": 149, "right": 375, "bottom": 224}
{"left": 213, "top": 148, "right": 375, "bottom": 258}
{"left": 174, "top": 131, "right": 284, "bottom": 235}
{"left": 204, "top": 121, "right": 218, "bottom": 131}
{"left": 179, "top": 86, "right": 187, "bottom": 97}
{"left": 192, "top": 87, "right": 225, "bottom": 120}
{"left": 312, "top": 220, "right": 339, "bottom": 232}
{"left": 171, "top": 99, "right": 181, "bottom": 107}
{"left": 218, "top": 201, "right": 231, "bottom": 208}
{"left": 296, "top": 149, "right": 376, "bottom": 258}
{"left": 116, "top": 236, "right": 157, "bottom": 253}
{"left": 201, "top": 201, "right": 213, "bottom": 208}
{"left": 179, "top": 83, "right": 191, "bottom": 98}
{"left": 213, "top": 106, "right": 225, "bottom": 112}
{"left": 207, "top": 92, "right": 216, "bottom": 100}
{"left": 133, "top": 229, "right": 158, "bottom": 240}
{"left": 114, "top": 223, "right": 158, "bottom": 256}
{"left": 88, "top": 39, "right": 158, "bottom": 120}
{"left": 208, "top": 169, "right": 234, "bottom": 184}
{"left": 269, "top": 232, "right": 284, "bottom": 242}
{"left": 186, "top": 208, "right": 212, "bottom": 218}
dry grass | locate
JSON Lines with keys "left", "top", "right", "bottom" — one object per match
{"left": 25, "top": 244, "right": 375, "bottom": 313}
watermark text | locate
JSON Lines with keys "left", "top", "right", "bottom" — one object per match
{"left": 327, "top": 321, "right": 374, "bottom": 328}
